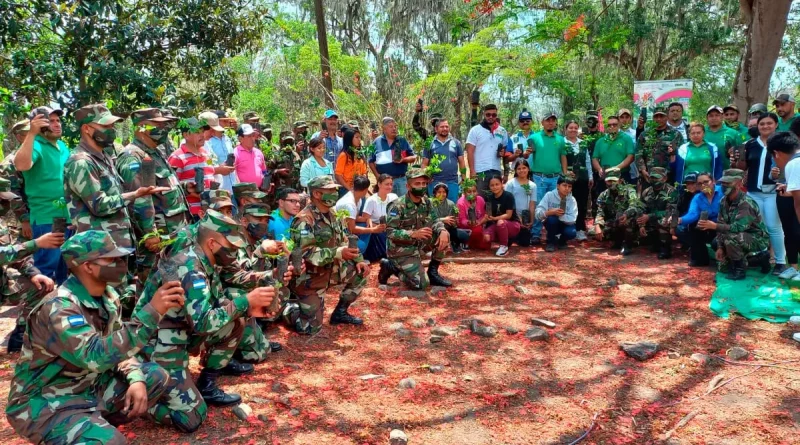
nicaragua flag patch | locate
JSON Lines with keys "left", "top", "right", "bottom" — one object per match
{"left": 300, "top": 229, "right": 309, "bottom": 236}
{"left": 192, "top": 278, "right": 207, "bottom": 290}
{"left": 129, "top": 162, "right": 140, "bottom": 171}
{"left": 67, "top": 315, "right": 86, "bottom": 327}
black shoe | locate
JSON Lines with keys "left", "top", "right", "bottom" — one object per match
{"left": 530, "top": 237, "right": 541, "bottom": 245}
{"left": 545, "top": 243, "right": 556, "bottom": 252}
{"left": 728, "top": 259, "right": 747, "bottom": 280}
{"left": 6, "top": 323, "right": 25, "bottom": 353}
{"left": 197, "top": 368, "right": 242, "bottom": 406}
{"left": 378, "top": 259, "right": 396, "bottom": 285}
{"left": 427, "top": 259, "right": 453, "bottom": 287}
{"left": 330, "top": 300, "right": 363, "bottom": 325}
{"left": 657, "top": 249, "right": 672, "bottom": 260}
{"left": 612, "top": 239, "right": 623, "bottom": 250}
{"left": 620, "top": 242, "right": 634, "bottom": 256}
{"left": 749, "top": 251, "right": 771, "bottom": 274}
{"left": 557, "top": 241, "right": 568, "bottom": 250}
{"left": 220, "top": 359, "right": 254, "bottom": 376}
{"left": 269, "top": 341, "right": 283, "bottom": 353}
{"left": 771, "top": 263, "right": 788, "bottom": 276}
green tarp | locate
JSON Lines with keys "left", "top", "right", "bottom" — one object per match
{"left": 710, "top": 270, "right": 800, "bottom": 322}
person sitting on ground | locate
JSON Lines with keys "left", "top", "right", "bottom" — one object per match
{"left": 535, "top": 173, "right": 578, "bottom": 252}
{"left": 334, "top": 175, "right": 382, "bottom": 254}
{"left": 362, "top": 174, "right": 396, "bottom": 262}
{"left": 482, "top": 175, "right": 520, "bottom": 257}
{"left": 456, "top": 179, "right": 491, "bottom": 250}
{"left": 671, "top": 171, "right": 699, "bottom": 249}
{"left": 638, "top": 167, "right": 676, "bottom": 259}
{"left": 677, "top": 172, "right": 723, "bottom": 267}
{"left": 504, "top": 159, "right": 537, "bottom": 247}
{"left": 431, "top": 183, "right": 469, "bottom": 253}
{"left": 594, "top": 167, "right": 644, "bottom": 256}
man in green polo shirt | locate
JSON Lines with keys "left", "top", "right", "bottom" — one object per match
{"left": 704, "top": 105, "right": 740, "bottom": 169}
{"left": 592, "top": 115, "right": 635, "bottom": 194}
{"left": 528, "top": 111, "right": 567, "bottom": 244}
{"left": 723, "top": 104, "right": 749, "bottom": 143}
{"left": 775, "top": 93, "right": 799, "bottom": 132}
{"left": 14, "top": 106, "right": 71, "bottom": 284}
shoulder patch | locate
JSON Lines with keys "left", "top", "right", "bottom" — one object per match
{"left": 129, "top": 162, "right": 140, "bottom": 171}
{"left": 300, "top": 229, "right": 310, "bottom": 236}
{"left": 192, "top": 277, "right": 207, "bottom": 290}
{"left": 67, "top": 315, "right": 86, "bottom": 327}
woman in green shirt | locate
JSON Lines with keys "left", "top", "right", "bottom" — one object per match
{"left": 671, "top": 122, "right": 723, "bottom": 184}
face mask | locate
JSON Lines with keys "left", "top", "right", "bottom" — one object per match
{"left": 410, "top": 187, "right": 427, "bottom": 197}
{"left": 320, "top": 192, "right": 338, "bottom": 207}
{"left": 149, "top": 127, "right": 169, "bottom": 144}
{"left": 213, "top": 243, "right": 238, "bottom": 267}
{"left": 95, "top": 259, "right": 128, "bottom": 286}
{"left": 653, "top": 182, "right": 665, "bottom": 190}
{"left": 246, "top": 222, "right": 268, "bottom": 240}
{"left": 466, "top": 194, "right": 476, "bottom": 202}
{"left": 723, "top": 185, "right": 736, "bottom": 196}
{"left": 92, "top": 127, "right": 116, "bottom": 148}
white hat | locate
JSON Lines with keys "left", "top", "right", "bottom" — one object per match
{"left": 198, "top": 111, "right": 224, "bottom": 132}
{"left": 237, "top": 124, "right": 255, "bottom": 137}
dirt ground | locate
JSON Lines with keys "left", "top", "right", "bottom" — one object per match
{"left": 0, "top": 242, "right": 798, "bottom": 445}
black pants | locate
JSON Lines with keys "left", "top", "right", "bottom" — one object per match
{"left": 572, "top": 178, "right": 590, "bottom": 232}
{"left": 689, "top": 223, "right": 716, "bottom": 263}
{"left": 777, "top": 194, "right": 800, "bottom": 265}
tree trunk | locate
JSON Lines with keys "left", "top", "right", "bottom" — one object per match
{"left": 314, "top": 0, "right": 335, "bottom": 108}
{"left": 732, "top": 0, "right": 792, "bottom": 120}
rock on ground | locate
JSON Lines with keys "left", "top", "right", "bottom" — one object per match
{"left": 620, "top": 341, "right": 659, "bottom": 361}
{"left": 399, "top": 377, "right": 417, "bottom": 389}
{"left": 390, "top": 429, "right": 409, "bottom": 445}
{"left": 525, "top": 327, "right": 549, "bottom": 341}
{"left": 727, "top": 346, "right": 749, "bottom": 360}
{"left": 232, "top": 403, "right": 253, "bottom": 421}
{"left": 530, "top": 318, "right": 556, "bottom": 328}
{"left": 431, "top": 326, "right": 458, "bottom": 337}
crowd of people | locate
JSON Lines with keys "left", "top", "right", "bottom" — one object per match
{"left": 1, "top": 91, "right": 800, "bottom": 444}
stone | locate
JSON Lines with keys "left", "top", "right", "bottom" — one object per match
{"left": 525, "top": 327, "right": 549, "bottom": 341}
{"left": 600, "top": 299, "right": 616, "bottom": 308}
{"left": 410, "top": 318, "right": 426, "bottom": 328}
{"left": 690, "top": 353, "right": 709, "bottom": 365}
{"left": 620, "top": 341, "right": 659, "bottom": 361}
{"left": 426, "top": 317, "right": 436, "bottom": 327}
{"left": 615, "top": 369, "right": 627, "bottom": 376}
{"left": 289, "top": 409, "right": 300, "bottom": 416}
{"left": 249, "top": 396, "right": 269, "bottom": 404}
{"left": 359, "top": 374, "right": 385, "bottom": 380}
{"left": 537, "top": 280, "right": 560, "bottom": 288}
{"left": 278, "top": 395, "right": 291, "bottom": 406}
{"left": 789, "top": 315, "right": 800, "bottom": 325}
{"left": 271, "top": 382, "right": 289, "bottom": 393}
{"left": 387, "top": 322, "right": 405, "bottom": 331}
{"left": 505, "top": 326, "right": 520, "bottom": 335}
{"left": 430, "top": 335, "right": 444, "bottom": 344}
{"left": 554, "top": 332, "right": 568, "bottom": 341}
{"left": 632, "top": 278, "right": 642, "bottom": 285}
{"left": 232, "top": 403, "right": 253, "bottom": 421}
{"left": 463, "top": 375, "right": 474, "bottom": 381}
{"left": 431, "top": 326, "right": 458, "bottom": 337}
{"left": 257, "top": 414, "right": 269, "bottom": 423}
{"left": 515, "top": 285, "right": 532, "bottom": 295}
{"left": 472, "top": 325, "right": 497, "bottom": 338}
{"left": 460, "top": 318, "right": 486, "bottom": 328}
{"left": 727, "top": 347, "right": 749, "bottom": 360}
{"left": 400, "top": 290, "right": 427, "bottom": 299}
{"left": 606, "top": 279, "right": 618, "bottom": 287}
{"left": 531, "top": 318, "right": 556, "bottom": 328}
{"left": 396, "top": 328, "right": 413, "bottom": 337}
{"left": 429, "top": 365, "right": 444, "bottom": 374}
{"left": 399, "top": 377, "right": 417, "bottom": 389}
{"left": 503, "top": 278, "right": 517, "bottom": 285}
{"left": 390, "top": 429, "right": 409, "bottom": 445}
{"left": 430, "top": 286, "right": 447, "bottom": 294}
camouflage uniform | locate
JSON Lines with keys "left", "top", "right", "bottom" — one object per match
{"left": 0, "top": 146, "right": 30, "bottom": 229}
{"left": 6, "top": 231, "right": 168, "bottom": 445}
{"left": 716, "top": 169, "right": 770, "bottom": 277}
{"left": 117, "top": 108, "right": 191, "bottom": 276}
{"left": 232, "top": 182, "right": 268, "bottom": 208}
{"left": 381, "top": 168, "right": 452, "bottom": 289}
{"left": 595, "top": 167, "right": 645, "bottom": 254}
{"left": 270, "top": 133, "right": 302, "bottom": 190}
{"left": 640, "top": 167, "right": 677, "bottom": 258}
{"left": 134, "top": 210, "right": 250, "bottom": 432}
{"left": 285, "top": 176, "right": 366, "bottom": 334}
{"left": 200, "top": 189, "right": 234, "bottom": 215}
{"left": 636, "top": 110, "right": 683, "bottom": 183}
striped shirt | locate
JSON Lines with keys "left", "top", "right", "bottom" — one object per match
{"left": 168, "top": 144, "right": 215, "bottom": 215}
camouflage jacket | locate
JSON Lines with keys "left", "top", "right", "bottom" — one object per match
{"left": 135, "top": 224, "right": 249, "bottom": 340}
{"left": 716, "top": 193, "right": 769, "bottom": 239}
{"left": 289, "top": 203, "right": 359, "bottom": 294}
{"left": 0, "top": 223, "right": 40, "bottom": 288}
{"left": 117, "top": 138, "right": 190, "bottom": 238}
{"left": 386, "top": 194, "right": 446, "bottom": 258}
{"left": 6, "top": 276, "right": 160, "bottom": 443}
{"left": 65, "top": 141, "right": 134, "bottom": 248}
{"left": 636, "top": 126, "right": 683, "bottom": 173}
{"left": 269, "top": 148, "right": 302, "bottom": 190}
{"left": 641, "top": 184, "right": 676, "bottom": 227}
{"left": 219, "top": 238, "right": 276, "bottom": 291}
{"left": 0, "top": 151, "right": 29, "bottom": 224}
{"left": 595, "top": 185, "right": 644, "bottom": 229}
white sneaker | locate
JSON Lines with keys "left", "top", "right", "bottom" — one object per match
{"left": 496, "top": 245, "right": 509, "bottom": 256}
{"left": 779, "top": 266, "right": 799, "bottom": 280}
{"left": 792, "top": 274, "right": 800, "bottom": 283}
{"left": 576, "top": 230, "right": 587, "bottom": 241}
{"left": 793, "top": 333, "right": 800, "bottom": 343}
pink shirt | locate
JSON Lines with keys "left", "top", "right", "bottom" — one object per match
{"left": 457, "top": 195, "right": 486, "bottom": 229}
{"left": 234, "top": 144, "right": 267, "bottom": 184}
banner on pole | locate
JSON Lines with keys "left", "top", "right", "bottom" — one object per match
{"left": 633, "top": 79, "right": 693, "bottom": 120}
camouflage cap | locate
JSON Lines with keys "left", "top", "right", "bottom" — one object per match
{"left": 279, "top": 131, "right": 295, "bottom": 143}
{"left": 199, "top": 209, "right": 245, "bottom": 248}
{"left": 293, "top": 120, "right": 308, "bottom": 129}
{"left": 406, "top": 167, "right": 431, "bottom": 181}
{"left": 242, "top": 203, "right": 272, "bottom": 218}
{"left": 28, "top": 106, "right": 64, "bottom": 120}
{"left": 723, "top": 104, "right": 739, "bottom": 114}
{"left": 684, "top": 172, "right": 699, "bottom": 183}
{"left": 0, "top": 177, "right": 18, "bottom": 200}
{"left": 748, "top": 103, "right": 768, "bottom": 115}
{"left": 347, "top": 120, "right": 360, "bottom": 129}
{"left": 652, "top": 106, "right": 667, "bottom": 116}
{"left": 11, "top": 119, "right": 30, "bottom": 134}
{"left": 604, "top": 167, "right": 621, "bottom": 182}
{"left": 243, "top": 111, "right": 260, "bottom": 122}
{"left": 62, "top": 230, "right": 134, "bottom": 268}
{"left": 649, "top": 167, "right": 667, "bottom": 180}
{"left": 719, "top": 168, "right": 745, "bottom": 183}
{"left": 160, "top": 108, "right": 179, "bottom": 120}
{"left": 307, "top": 175, "right": 340, "bottom": 190}
{"left": 74, "top": 103, "right": 122, "bottom": 126}
{"left": 201, "top": 189, "right": 234, "bottom": 210}
{"left": 131, "top": 108, "right": 172, "bottom": 125}
{"left": 177, "top": 117, "right": 206, "bottom": 134}
{"left": 232, "top": 182, "right": 267, "bottom": 200}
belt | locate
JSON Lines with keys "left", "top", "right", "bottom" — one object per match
{"left": 533, "top": 172, "right": 560, "bottom": 178}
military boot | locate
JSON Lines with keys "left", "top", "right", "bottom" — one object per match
{"left": 378, "top": 259, "right": 398, "bottom": 285}
{"left": 657, "top": 236, "right": 672, "bottom": 260}
{"left": 220, "top": 358, "right": 254, "bottom": 376}
{"left": 727, "top": 260, "right": 747, "bottom": 280}
{"left": 749, "top": 251, "right": 771, "bottom": 274}
{"left": 427, "top": 259, "right": 453, "bottom": 287}
{"left": 620, "top": 232, "right": 635, "bottom": 256}
{"left": 330, "top": 300, "right": 363, "bottom": 325}
{"left": 197, "top": 368, "right": 242, "bottom": 406}
{"left": 6, "top": 323, "right": 25, "bottom": 353}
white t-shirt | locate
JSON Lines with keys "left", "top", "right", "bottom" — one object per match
{"left": 466, "top": 124, "right": 509, "bottom": 174}
{"left": 334, "top": 191, "right": 365, "bottom": 220}
{"left": 785, "top": 155, "right": 800, "bottom": 192}
{"left": 363, "top": 193, "right": 399, "bottom": 223}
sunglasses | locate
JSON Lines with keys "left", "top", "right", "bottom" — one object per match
{"left": 519, "top": 119, "right": 532, "bottom": 123}
{"left": 485, "top": 113, "right": 497, "bottom": 117}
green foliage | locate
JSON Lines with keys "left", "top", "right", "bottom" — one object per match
{"left": 425, "top": 154, "right": 447, "bottom": 177}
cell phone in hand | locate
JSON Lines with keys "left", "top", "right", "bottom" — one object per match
{"left": 699, "top": 211, "right": 709, "bottom": 221}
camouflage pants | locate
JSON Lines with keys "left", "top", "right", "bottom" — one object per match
{"left": 38, "top": 362, "right": 168, "bottom": 445}
{"left": 718, "top": 232, "right": 769, "bottom": 262}
{"left": 1, "top": 268, "right": 49, "bottom": 326}
{"left": 236, "top": 316, "right": 270, "bottom": 363}
{"left": 282, "top": 260, "right": 365, "bottom": 334}
{"left": 389, "top": 236, "right": 447, "bottom": 290}
{"left": 143, "top": 318, "right": 245, "bottom": 432}
{"left": 603, "top": 220, "right": 639, "bottom": 244}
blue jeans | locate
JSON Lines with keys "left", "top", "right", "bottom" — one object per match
{"left": 532, "top": 175, "right": 560, "bottom": 238}
{"left": 355, "top": 222, "right": 371, "bottom": 254}
{"left": 391, "top": 176, "right": 407, "bottom": 196}
{"left": 748, "top": 191, "right": 786, "bottom": 264}
{"left": 544, "top": 216, "right": 577, "bottom": 245}
{"left": 32, "top": 223, "right": 72, "bottom": 284}
{"left": 428, "top": 180, "right": 460, "bottom": 202}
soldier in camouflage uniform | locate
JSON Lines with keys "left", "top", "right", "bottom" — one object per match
{"left": 0, "top": 120, "right": 32, "bottom": 238}
{"left": 117, "top": 108, "right": 191, "bottom": 282}
{"left": 6, "top": 230, "right": 184, "bottom": 445}
{"left": 0, "top": 178, "right": 61, "bottom": 352}
{"left": 701, "top": 169, "right": 770, "bottom": 280}
{"left": 378, "top": 168, "right": 453, "bottom": 289}
{"left": 199, "top": 188, "right": 235, "bottom": 218}
{"left": 66, "top": 104, "right": 163, "bottom": 309}
{"left": 594, "top": 167, "right": 645, "bottom": 256}
{"left": 637, "top": 167, "right": 677, "bottom": 259}
{"left": 285, "top": 176, "right": 368, "bottom": 334}
{"left": 269, "top": 131, "right": 302, "bottom": 191}
{"left": 134, "top": 210, "right": 276, "bottom": 432}
{"left": 232, "top": 181, "right": 268, "bottom": 208}
{"left": 636, "top": 106, "right": 683, "bottom": 185}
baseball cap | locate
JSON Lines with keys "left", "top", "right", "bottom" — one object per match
{"left": 518, "top": 109, "right": 533, "bottom": 121}
{"left": 242, "top": 203, "right": 272, "bottom": 218}
{"left": 618, "top": 108, "right": 632, "bottom": 117}
{"left": 0, "top": 178, "right": 18, "bottom": 200}
{"left": 542, "top": 110, "right": 558, "bottom": 120}
{"left": 683, "top": 172, "right": 699, "bottom": 183}
{"left": 11, "top": 119, "right": 30, "bottom": 134}
{"left": 723, "top": 104, "right": 739, "bottom": 113}
{"left": 62, "top": 230, "right": 134, "bottom": 268}
{"left": 382, "top": 116, "right": 396, "bottom": 126}
{"left": 131, "top": 108, "right": 172, "bottom": 126}
{"left": 706, "top": 105, "right": 723, "bottom": 115}
{"left": 773, "top": 93, "right": 796, "bottom": 105}
{"left": 293, "top": 120, "right": 308, "bottom": 129}
{"left": 652, "top": 107, "right": 667, "bottom": 116}
{"left": 649, "top": 167, "right": 667, "bottom": 180}
{"left": 74, "top": 104, "right": 122, "bottom": 126}
{"left": 232, "top": 182, "right": 267, "bottom": 201}
{"left": 198, "top": 209, "right": 245, "bottom": 248}
{"left": 604, "top": 167, "right": 621, "bottom": 182}
{"left": 748, "top": 103, "right": 768, "bottom": 115}
{"left": 719, "top": 168, "right": 745, "bottom": 183}
{"left": 201, "top": 189, "right": 234, "bottom": 211}
{"left": 237, "top": 124, "right": 255, "bottom": 137}
{"left": 28, "top": 106, "right": 64, "bottom": 120}
{"left": 323, "top": 109, "right": 338, "bottom": 119}
{"left": 308, "top": 175, "right": 341, "bottom": 190}
{"left": 280, "top": 131, "right": 295, "bottom": 143}
{"left": 406, "top": 167, "right": 431, "bottom": 181}
{"left": 198, "top": 111, "right": 224, "bottom": 132}
{"left": 243, "top": 111, "right": 260, "bottom": 122}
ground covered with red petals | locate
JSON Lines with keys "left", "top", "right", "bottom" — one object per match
{"left": 0, "top": 243, "right": 798, "bottom": 444}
